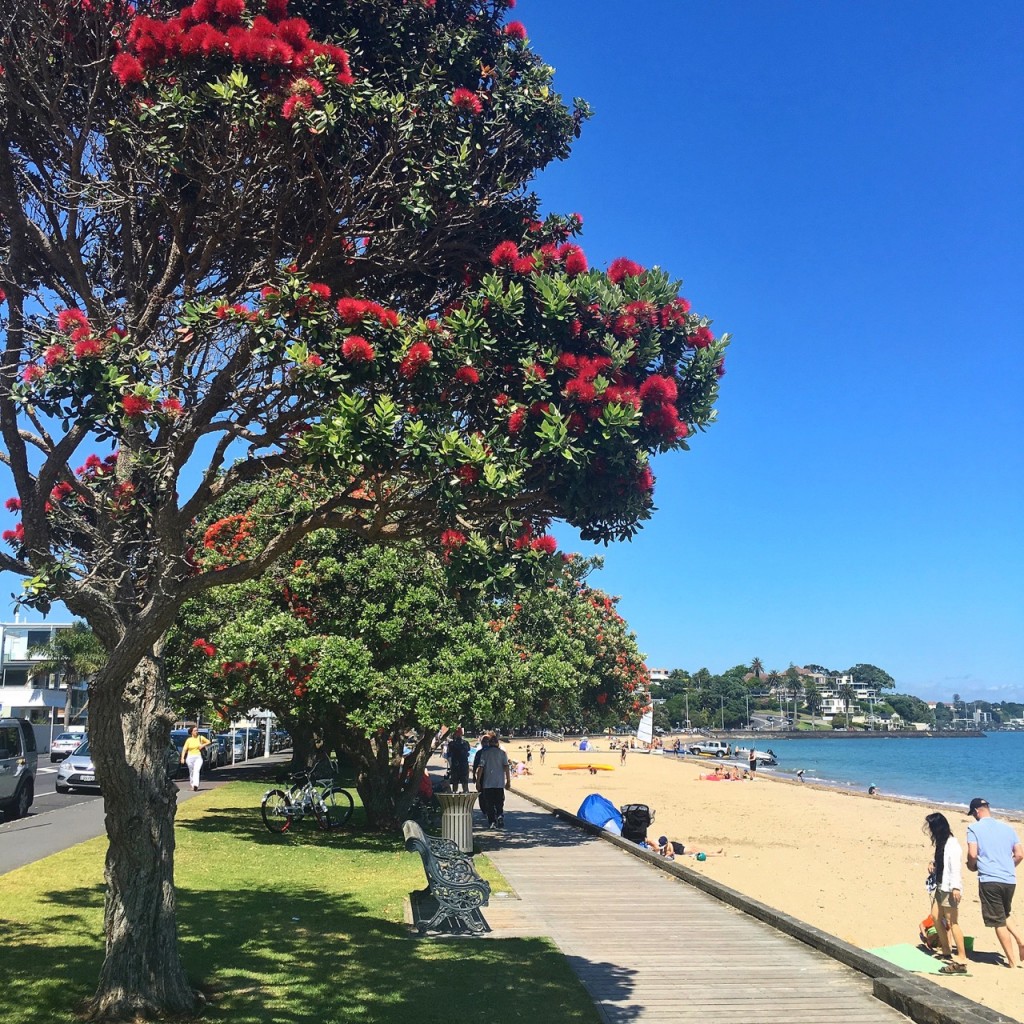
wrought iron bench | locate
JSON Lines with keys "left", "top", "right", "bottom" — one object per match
{"left": 402, "top": 819, "right": 491, "bottom": 935}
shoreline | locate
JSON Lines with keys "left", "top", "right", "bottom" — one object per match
{"left": 500, "top": 740, "right": 1024, "bottom": 1023}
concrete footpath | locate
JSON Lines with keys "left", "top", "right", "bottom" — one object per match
{"left": 471, "top": 790, "right": 1016, "bottom": 1024}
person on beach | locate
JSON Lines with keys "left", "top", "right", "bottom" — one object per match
{"left": 539, "top": 743, "right": 546, "bottom": 765}
{"left": 966, "top": 797, "right": 1024, "bottom": 968}
{"left": 620, "top": 745, "right": 627, "bottom": 765}
{"left": 923, "top": 812, "right": 969, "bottom": 974}
{"left": 445, "top": 727, "right": 471, "bottom": 793}
{"left": 796, "top": 769, "right": 805, "bottom": 783}
{"left": 475, "top": 732, "right": 511, "bottom": 829}
{"left": 748, "top": 747, "right": 756, "bottom": 778}
{"left": 180, "top": 726, "right": 211, "bottom": 791}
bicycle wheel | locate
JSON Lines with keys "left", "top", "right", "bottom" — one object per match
{"left": 314, "top": 785, "right": 354, "bottom": 829}
{"left": 261, "top": 789, "right": 293, "bottom": 833}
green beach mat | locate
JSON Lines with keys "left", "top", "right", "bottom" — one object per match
{"left": 867, "top": 944, "right": 970, "bottom": 975}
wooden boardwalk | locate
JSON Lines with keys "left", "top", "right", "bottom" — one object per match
{"left": 478, "top": 792, "right": 910, "bottom": 1024}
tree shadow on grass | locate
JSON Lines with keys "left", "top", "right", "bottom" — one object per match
{"left": 0, "top": 879, "right": 629, "bottom": 1024}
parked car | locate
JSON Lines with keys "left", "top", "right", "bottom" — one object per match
{"left": 55, "top": 738, "right": 99, "bottom": 792}
{"left": 0, "top": 717, "right": 38, "bottom": 820}
{"left": 50, "top": 731, "right": 86, "bottom": 763}
{"left": 687, "top": 740, "right": 731, "bottom": 758}
{"left": 216, "top": 731, "right": 248, "bottom": 763}
{"left": 57, "top": 738, "right": 182, "bottom": 793}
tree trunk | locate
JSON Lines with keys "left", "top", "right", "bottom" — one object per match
{"left": 344, "top": 729, "right": 436, "bottom": 831}
{"left": 81, "top": 649, "right": 199, "bottom": 1022}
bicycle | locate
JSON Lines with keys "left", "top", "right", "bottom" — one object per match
{"left": 260, "top": 759, "right": 354, "bottom": 833}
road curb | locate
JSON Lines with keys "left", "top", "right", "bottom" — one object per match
{"left": 511, "top": 787, "right": 1018, "bottom": 1024}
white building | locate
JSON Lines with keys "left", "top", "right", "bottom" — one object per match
{"left": 0, "top": 619, "right": 87, "bottom": 728}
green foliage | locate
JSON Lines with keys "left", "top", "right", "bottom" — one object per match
{"left": 168, "top": 521, "right": 648, "bottom": 824}
{"left": 845, "top": 663, "right": 896, "bottom": 690}
{"left": 884, "top": 693, "right": 935, "bottom": 725}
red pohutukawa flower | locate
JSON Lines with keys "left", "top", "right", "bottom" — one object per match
{"left": 503, "top": 21, "right": 528, "bottom": 40}
{"left": 450, "top": 87, "right": 483, "bottom": 115}
{"left": 111, "top": 52, "right": 146, "bottom": 86}
{"left": 341, "top": 335, "right": 375, "bottom": 363}
{"left": 21, "top": 364, "right": 45, "bottom": 382}
{"left": 57, "top": 308, "right": 90, "bottom": 334}
{"left": 607, "top": 257, "right": 645, "bottom": 284}
{"left": 74, "top": 338, "right": 104, "bottom": 358}
{"left": 4, "top": 497, "right": 22, "bottom": 512}
{"left": 490, "top": 240, "right": 519, "bottom": 268}
{"left": 116, "top": 1, "right": 355, "bottom": 89}
{"left": 122, "top": 393, "right": 153, "bottom": 417}
{"left": 307, "top": 282, "right": 331, "bottom": 300}
{"left": 454, "top": 365, "right": 480, "bottom": 385}
{"left": 43, "top": 345, "right": 68, "bottom": 367}
{"left": 634, "top": 466, "right": 655, "bottom": 493}
{"left": 161, "top": 397, "right": 184, "bottom": 415}
{"left": 507, "top": 407, "right": 526, "bottom": 434}
{"left": 690, "top": 325, "right": 715, "bottom": 348}
{"left": 456, "top": 465, "right": 479, "bottom": 486}
{"left": 564, "top": 378, "right": 597, "bottom": 404}
{"left": 563, "top": 246, "right": 588, "bottom": 277}
{"left": 638, "top": 374, "right": 678, "bottom": 405}
{"left": 440, "top": 529, "right": 467, "bottom": 550}
{"left": 531, "top": 535, "right": 557, "bottom": 555}
{"left": 399, "top": 342, "right": 432, "bottom": 378}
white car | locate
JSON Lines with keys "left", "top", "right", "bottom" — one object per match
{"left": 55, "top": 739, "right": 99, "bottom": 792}
{"left": 688, "top": 741, "right": 731, "bottom": 758}
{"left": 50, "top": 731, "right": 86, "bottom": 762}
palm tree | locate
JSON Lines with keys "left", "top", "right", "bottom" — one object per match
{"left": 839, "top": 682, "right": 856, "bottom": 728}
{"left": 803, "top": 680, "right": 822, "bottom": 724}
{"left": 29, "top": 622, "right": 105, "bottom": 727}
{"left": 750, "top": 657, "right": 764, "bottom": 680}
{"left": 765, "top": 669, "right": 781, "bottom": 692}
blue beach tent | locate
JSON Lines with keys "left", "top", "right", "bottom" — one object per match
{"left": 577, "top": 794, "right": 623, "bottom": 835}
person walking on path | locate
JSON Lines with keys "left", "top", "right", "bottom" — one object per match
{"left": 445, "top": 727, "right": 471, "bottom": 793}
{"left": 966, "top": 797, "right": 1024, "bottom": 968}
{"left": 475, "top": 733, "right": 511, "bottom": 829}
{"left": 180, "top": 726, "right": 211, "bottom": 791}
{"left": 923, "top": 812, "right": 969, "bottom": 974}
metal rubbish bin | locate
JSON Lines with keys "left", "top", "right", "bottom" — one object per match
{"left": 437, "top": 791, "right": 478, "bottom": 853}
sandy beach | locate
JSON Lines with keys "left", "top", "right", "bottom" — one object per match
{"left": 502, "top": 739, "right": 1024, "bottom": 1022}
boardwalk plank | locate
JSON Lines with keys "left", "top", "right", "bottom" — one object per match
{"left": 478, "top": 795, "right": 909, "bottom": 1024}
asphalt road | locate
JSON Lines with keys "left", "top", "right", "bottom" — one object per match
{"left": 0, "top": 752, "right": 292, "bottom": 876}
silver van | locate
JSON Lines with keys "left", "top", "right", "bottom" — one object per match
{"left": 0, "top": 717, "right": 38, "bottom": 820}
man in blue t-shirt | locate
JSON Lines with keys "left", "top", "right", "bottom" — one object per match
{"left": 966, "top": 797, "right": 1024, "bottom": 968}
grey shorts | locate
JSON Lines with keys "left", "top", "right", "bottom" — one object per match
{"left": 978, "top": 882, "right": 1015, "bottom": 927}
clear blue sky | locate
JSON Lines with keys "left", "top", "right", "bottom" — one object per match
{"left": 517, "top": 0, "right": 1024, "bottom": 701}
{"left": 3, "top": 2, "right": 1021, "bottom": 705}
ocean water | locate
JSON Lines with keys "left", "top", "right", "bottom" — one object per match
{"left": 747, "top": 732, "right": 1024, "bottom": 816}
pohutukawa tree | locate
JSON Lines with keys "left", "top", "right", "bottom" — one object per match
{"left": 167, "top": 526, "right": 649, "bottom": 827}
{"left": 0, "top": 0, "right": 726, "bottom": 1018}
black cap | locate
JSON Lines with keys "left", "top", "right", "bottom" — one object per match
{"left": 968, "top": 797, "right": 989, "bottom": 815}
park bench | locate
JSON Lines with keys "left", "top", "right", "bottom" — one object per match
{"left": 402, "top": 819, "right": 491, "bottom": 935}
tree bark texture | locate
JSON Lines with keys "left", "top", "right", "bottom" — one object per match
{"left": 82, "top": 649, "right": 199, "bottom": 1021}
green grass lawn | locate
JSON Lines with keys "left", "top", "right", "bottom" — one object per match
{"left": 1, "top": 782, "right": 598, "bottom": 1024}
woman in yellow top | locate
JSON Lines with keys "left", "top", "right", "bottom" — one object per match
{"left": 181, "top": 727, "right": 211, "bottom": 791}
